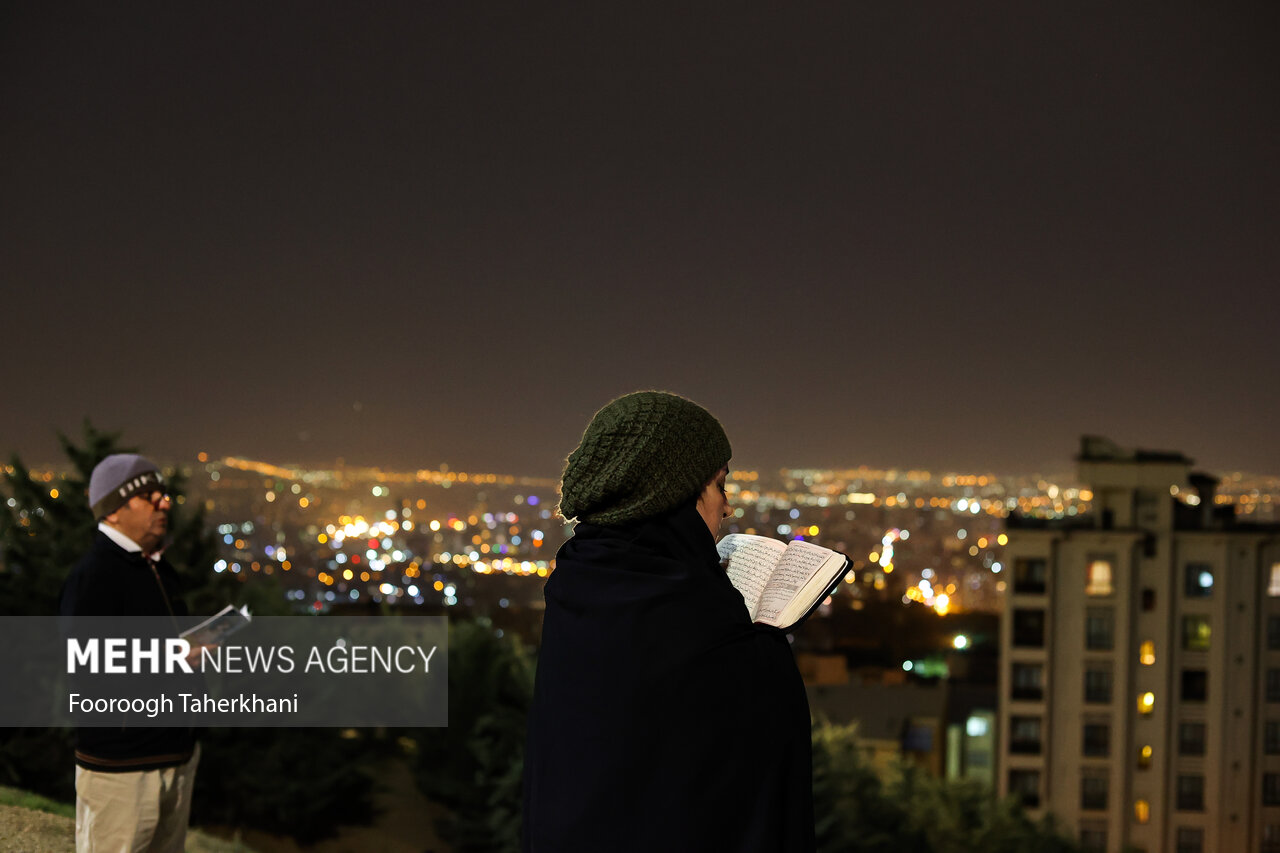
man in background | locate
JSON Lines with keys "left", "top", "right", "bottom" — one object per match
{"left": 60, "top": 453, "right": 199, "bottom": 853}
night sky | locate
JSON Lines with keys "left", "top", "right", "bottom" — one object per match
{"left": 4, "top": 3, "right": 1277, "bottom": 478}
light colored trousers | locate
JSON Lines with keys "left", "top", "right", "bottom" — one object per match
{"left": 74, "top": 745, "right": 200, "bottom": 853}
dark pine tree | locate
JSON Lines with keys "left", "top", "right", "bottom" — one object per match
{"left": 411, "top": 618, "right": 534, "bottom": 853}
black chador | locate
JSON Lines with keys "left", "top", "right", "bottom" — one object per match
{"left": 523, "top": 503, "right": 815, "bottom": 852}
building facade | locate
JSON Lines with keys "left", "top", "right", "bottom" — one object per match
{"left": 999, "top": 437, "right": 1280, "bottom": 853}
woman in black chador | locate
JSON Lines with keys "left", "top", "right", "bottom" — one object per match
{"left": 523, "top": 391, "right": 815, "bottom": 853}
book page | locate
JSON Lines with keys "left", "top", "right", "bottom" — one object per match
{"left": 776, "top": 551, "right": 850, "bottom": 629}
{"left": 754, "top": 540, "right": 841, "bottom": 627}
{"left": 717, "top": 534, "right": 787, "bottom": 618}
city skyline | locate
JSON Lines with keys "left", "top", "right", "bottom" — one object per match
{"left": 9, "top": 439, "right": 1280, "bottom": 486}
{"left": 5, "top": 3, "right": 1277, "bottom": 477}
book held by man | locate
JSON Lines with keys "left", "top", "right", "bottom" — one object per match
{"left": 180, "top": 604, "right": 252, "bottom": 647}
{"left": 717, "top": 534, "right": 852, "bottom": 631}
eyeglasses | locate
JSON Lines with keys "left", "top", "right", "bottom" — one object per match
{"left": 134, "top": 492, "right": 172, "bottom": 510}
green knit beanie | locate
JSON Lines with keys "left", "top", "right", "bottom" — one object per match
{"left": 558, "top": 391, "right": 732, "bottom": 525}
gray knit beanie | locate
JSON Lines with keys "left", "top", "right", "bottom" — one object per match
{"left": 89, "top": 454, "right": 165, "bottom": 520}
{"left": 558, "top": 391, "right": 732, "bottom": 525}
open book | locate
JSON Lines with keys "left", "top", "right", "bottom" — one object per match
{"left": 717, "top": 534, "right": 851, "bottom": 630}
{"left": 180, "top": 604, "right": 252, "bottom": 647}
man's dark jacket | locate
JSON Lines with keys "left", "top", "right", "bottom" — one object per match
{"left": 522, "top": 504, "right": 815, "bottom": 852}
{"left": 60, "top": 532, "right": 196, "bottom": 772}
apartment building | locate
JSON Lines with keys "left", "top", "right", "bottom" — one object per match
{"left": 999, "top": 437, "right": 1280, "bottom": 852}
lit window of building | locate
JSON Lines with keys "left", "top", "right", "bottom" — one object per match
{"left": 1184, "top": 563, "right": 1213, "bottom": 598}
{"left": 1134, "top": 799, "right": 1150, "bottom": 824}
{"left": 1181, "top": 616, "right": 1211, "bottom": 652}
{"left": 1086, "top": 559, "right": 1113, "bottom": 596}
